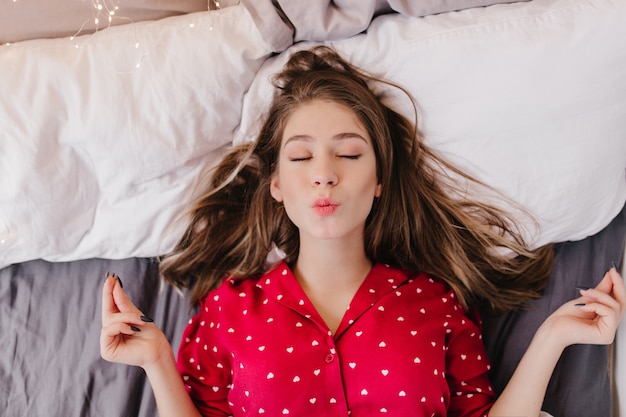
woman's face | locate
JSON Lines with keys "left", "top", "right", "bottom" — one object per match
{"left": 270, "top": 100, "right": 381, "bottom": 244}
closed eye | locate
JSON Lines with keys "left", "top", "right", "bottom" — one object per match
{"left": 339, "top": 155, "right": 361, "bottom": 160}
{"left": 289, "top": 157, "right": 311, "bottom": 162}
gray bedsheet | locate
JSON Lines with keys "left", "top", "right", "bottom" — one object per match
{"left": 1, "top": 203, "right": 624, "bottom": 417}
{"left": 482, "top": 203, "right": 626, "bottom": 417}
{"left": 0, "top": 257, "right": 192, "bottom": 417}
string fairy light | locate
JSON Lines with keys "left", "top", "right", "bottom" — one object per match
{"left": 65, "top": 0, "right": 127, "bottom": 42}
{"left": 71, "top": 0, "right": 127, "bottom": 38}
{"left": 66, "top": 0, "right": 143, "bottom": 71}
{"left": 3, "top": 0, "right": 222, "bottom": 74}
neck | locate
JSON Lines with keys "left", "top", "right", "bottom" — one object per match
{"left": 294, "top": 234, "right": 372, "bottom": 290}
{"left": 292, "top": 234, "right": 373, "bottom": 334}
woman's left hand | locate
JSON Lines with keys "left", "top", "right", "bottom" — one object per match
{"left": 544, "top": 266, "right": 625, "bottom": 348}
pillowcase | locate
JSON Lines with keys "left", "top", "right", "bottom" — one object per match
{"left": 0, "top": 4, "right": 273, "bottom": 267}
{"left": 241, "top": 0, "right": 532, "bottom": 52}
{"left": 1, "top": 0, "right": 624, "bottom": 268}
{"left": 0, "top": 0, "right": 211, "bottom": 44}
{"left": 235, "top": 0, "right": 626, "bottom": 249}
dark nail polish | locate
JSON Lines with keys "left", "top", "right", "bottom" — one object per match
{"left": 116, "top": 276, "right": 123, "bottom": 288}
{"left": 106, "top": 270, "right": 110, "bottom": 278}
{"left": 130, "top": 325, "right": 141, "bottom": 332}
{"left": 575, "top": 286, "right": 590, "bottom": 291}
{"left": 140, "top": 315, "right": 154, "bottom": 323}
{"left": 575, "top": 303, "right": 586, "bottom": 307}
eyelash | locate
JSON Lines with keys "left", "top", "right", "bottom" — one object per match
{"left": 289, "top": 155, "right": 361, "bottom": 162}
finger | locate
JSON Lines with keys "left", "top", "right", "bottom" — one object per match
{"left": 100, "top": 322, "right": 141, "bottom": 363}
{"left": 579, "top": 288, "right": 621, "bottom": 315}
{"left": 578, "top": 301, "right": 621, "bottom": 336}
{"left": 593, "top": 269, "right": 615, "bottom": 294}
{"left": 608, "top": 267, "right": 625, "bottom": 313}
{"left": 111, "top": 276, "right": 143, "bottom": 315}
{"left": 101, "top": 321, "right": 142, "bottom": 339}
{"left": 102, "top": 312, "right": 151, "bottom": 328}
{"left": 577, "top": 267, "right": 623, "bottom": 306}
{"left": 101, "top": 275, "right": 120, "bottom": 322}
{"left": 579, "top": 295, "right": 619, "bottom": 315}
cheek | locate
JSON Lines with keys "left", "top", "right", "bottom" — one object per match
{"left": 358, "top": 167, "right": 380, "bottom": 196}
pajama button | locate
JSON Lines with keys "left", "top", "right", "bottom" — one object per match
{"left": 325, "top": 353, "right": 335, "bottom": 363}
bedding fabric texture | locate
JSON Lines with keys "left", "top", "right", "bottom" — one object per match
{"left": 2, "top": 0, "right": 625, "bottom": 269}
{"left": 0, "top": 257, "right": 191, "bottom": 417}
{"left": 241, "top": 0, "right": 532, "bottom": 51}
{"left": 0, "top": 4, "right": 273, "bottom": 268}
{"left": 0, "top": 0, "right": 211, "bottom": 44}
{"left": 0, "top": 204, "right": 624, "bottom": 417}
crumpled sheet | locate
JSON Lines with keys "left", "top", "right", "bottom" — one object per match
{"left": 0, "top": 257, "right": 192, "bottom": 417}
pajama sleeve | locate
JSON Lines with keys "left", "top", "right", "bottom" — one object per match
{"left": 445, "top": 304, "right": 496, "bottom": 417}
{"left": 177, "top": 292, "right": 233, "bottom": 417}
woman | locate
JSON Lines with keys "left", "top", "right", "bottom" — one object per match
{"left": 101, "top": 46, "right": 625, "bottom": 416}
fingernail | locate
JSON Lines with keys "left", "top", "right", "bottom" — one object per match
{"left": 140, "top": 315, "right": 154, "bottom": 323}
{"left": 612, "top": 261, "right": 618, "bottom": 270}
{"left": 116, "top": 275, "right": 123, "bottom": 288}
{"left": 105, "top": 270, "right": 110, "bottom": 278}
{"left": 130, "top": 325, "right": 141, "bottom": 332}
{"left": 575, "top": 286, "right": 590, "bottom": 291}
{"left": 575, "top": 303, "right": 586, "bottom": 307}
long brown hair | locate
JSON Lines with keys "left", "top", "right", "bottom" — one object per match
{"left": 160, "top": 46, "right": 553, "bottom": 313}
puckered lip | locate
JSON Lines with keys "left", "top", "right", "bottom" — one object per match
{"left": 311, "top": 198, "right": 339, "bottom": 208}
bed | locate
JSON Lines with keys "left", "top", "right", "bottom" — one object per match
{"left": 1, "top": 0, "right": 625, "bottom": 416}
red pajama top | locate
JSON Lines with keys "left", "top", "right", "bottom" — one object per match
{"left": 177, "top": 262, "right": 495, "bottom": 417}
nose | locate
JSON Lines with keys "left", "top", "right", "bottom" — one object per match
{"left": 311, "top": 156, "right": 338, "bottom": 187}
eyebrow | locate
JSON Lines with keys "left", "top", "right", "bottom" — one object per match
{"left": 284, "top": 132, "right": 369, "bottom": 146}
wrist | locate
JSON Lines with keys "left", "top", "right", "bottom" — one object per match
{"left": 534, "top": 316, "right": 570, "bottom": 353}
{"left": 142, "top": 347, "right": 177, "bottom": 377}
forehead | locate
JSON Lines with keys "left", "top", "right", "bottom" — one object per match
{"left": 282, "top": 100, "right": 368, "bottom": 141}
{"left": 281, "top": 100, "right": 372, "bottom": 154}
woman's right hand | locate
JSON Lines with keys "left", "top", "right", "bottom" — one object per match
{"left": 100, "top": 273, "right": 172, "bottom": 369}
{"left": 101, "top": 274, "right": 203, "bottom": 416}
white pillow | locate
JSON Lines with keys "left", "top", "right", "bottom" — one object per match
{"left": 235, "top": 0, "right": 626, "bottom": 249}
{"left": 0, "top": 5, "right": 273, "bottom": 267}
